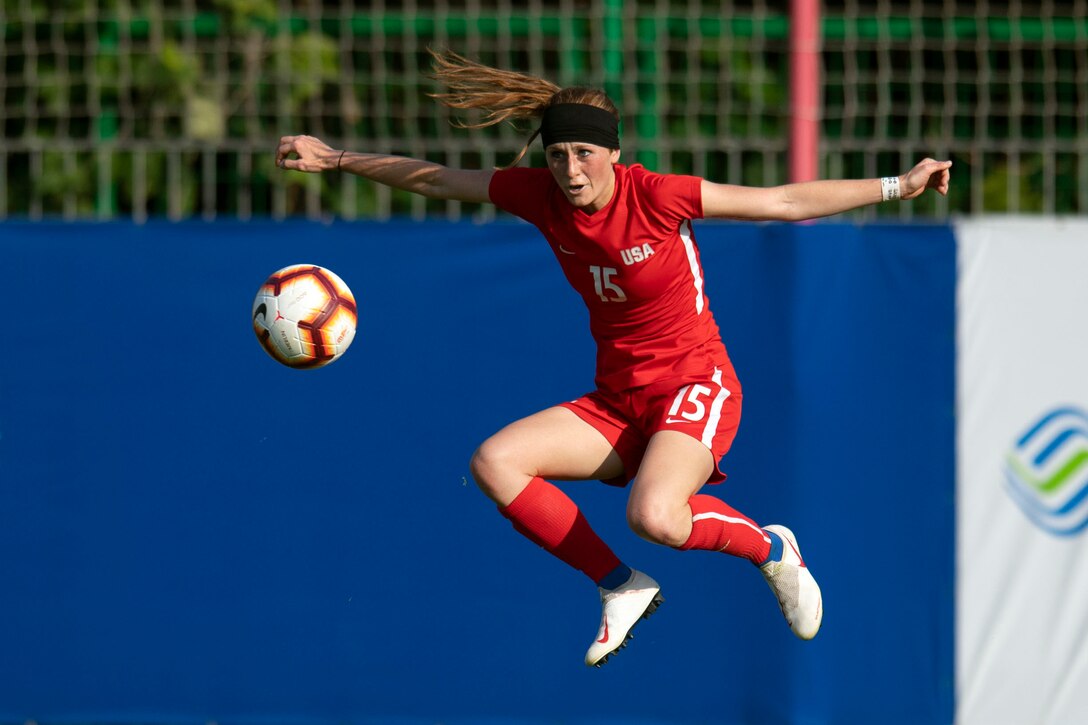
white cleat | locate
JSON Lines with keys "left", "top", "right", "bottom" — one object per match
{"left": 584, "top": 570, "right": 664, "bottom": 667}
{"left": 760, "top": 524, "right": 823, "bottom": 640}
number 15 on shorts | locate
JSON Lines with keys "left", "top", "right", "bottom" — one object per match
{"left": 666, "top": 384, "right": 713, "bottom": 423}
{"left": 662, "top": 370, "right": 737, "bottom": 454}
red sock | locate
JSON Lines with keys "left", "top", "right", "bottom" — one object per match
{"left": 678, "top": 494, "right": 771, "bottom": 565}
{"left": 499, "top": 477, "right": 623, "bottom": 584}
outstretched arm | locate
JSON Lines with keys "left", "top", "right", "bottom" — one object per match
{"left": 700, "top": 158, "right": 952, "bottom": 221}
{"left": 276, "top": 134, "right": 494, "bottom": 204}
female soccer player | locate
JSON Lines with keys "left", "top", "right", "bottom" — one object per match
{"left": 276, "top": 50, "right": 951, "bottom": 667}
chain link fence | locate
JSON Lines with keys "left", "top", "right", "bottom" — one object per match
{"left": 2, "top": 0, "right": 1086, "bottom": 221}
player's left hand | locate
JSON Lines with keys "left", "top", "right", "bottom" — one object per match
{"left": 900, "top": 158, "right": 952, "bottom": 199}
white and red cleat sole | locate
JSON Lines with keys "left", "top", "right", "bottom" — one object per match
{"left": 585, "top": 570, "right": 664, "bottom": 667}
{"left": 760, "top": 524, "right": 823, "bottom": 640}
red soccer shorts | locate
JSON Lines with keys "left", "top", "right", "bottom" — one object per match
{"left": 560, "top": 366, "right": 742, "bottom": 487}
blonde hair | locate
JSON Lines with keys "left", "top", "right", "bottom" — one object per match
{"left": 428, "top": 49, "right": 619, "bottom": 167}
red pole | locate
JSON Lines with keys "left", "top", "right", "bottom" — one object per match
{"left": 790, "top": 0, "right": 821, "bottom": 183}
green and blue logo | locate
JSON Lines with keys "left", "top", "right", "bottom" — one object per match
{"left": 1004, "top": 406, "right": 1088, "bottom": 537}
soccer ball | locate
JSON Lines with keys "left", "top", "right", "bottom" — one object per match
{"left": 252, "top": 264, "right": 357, "bottom": 369}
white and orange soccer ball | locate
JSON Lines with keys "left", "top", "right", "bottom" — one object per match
{"left": 252, "top": 264, "right": 357, "bottom": 369}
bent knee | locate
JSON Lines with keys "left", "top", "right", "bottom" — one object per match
{"left": 469, "top": 437, "right": 531, "bottom": 505}
{"left": 627, "top": 500, "right": 691, "bottom": 548}
{"left": 469, "top": 436, "right": 513, "bottom": 483}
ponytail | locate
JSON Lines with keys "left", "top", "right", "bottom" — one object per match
{"left": 428, "top": 49, "right": 619, "bottom": 168}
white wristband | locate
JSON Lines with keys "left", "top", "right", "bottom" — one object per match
{"left": 881, "top": 176, "right": 901, "bottom": 202}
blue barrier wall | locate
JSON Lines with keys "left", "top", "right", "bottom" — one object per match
{"left": 0, "top": 220, "right": 954, "bottom": 724}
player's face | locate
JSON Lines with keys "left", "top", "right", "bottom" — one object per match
{"left": 546, "top": 142, "right": 621, "bottom": 213}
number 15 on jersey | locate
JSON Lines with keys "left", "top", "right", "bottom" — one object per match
{"left": 590, "top": 265, "right": 627, "bottom": 303}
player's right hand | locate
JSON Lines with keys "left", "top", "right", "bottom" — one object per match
{"left": 276, "top": 135, "right": 340, "bottom": 173}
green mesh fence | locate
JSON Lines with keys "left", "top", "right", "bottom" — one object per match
{"left": 2, "top": 0, "right": 1086, "bottom": 221}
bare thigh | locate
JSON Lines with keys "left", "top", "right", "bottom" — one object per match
{"left": 470, "top": 406, "right": 625, "bottom": 506}
{"left": 626, "top": 430, "right": 716, "bottom": 546}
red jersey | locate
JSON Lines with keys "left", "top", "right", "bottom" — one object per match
{"left": 489, "top": 163, "right": 737, "bottom": 394}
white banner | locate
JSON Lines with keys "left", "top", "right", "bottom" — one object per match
{"left": 956, "top": 217, "right": 1088, "bottom": 725}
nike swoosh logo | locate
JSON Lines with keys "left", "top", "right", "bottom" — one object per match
{"left": 559, "top": 245, "right": 576, "bottom": 255}
{"left": 665, "top": 417, "right": 688, "bottom": 424}
{"left": 254, "top": 303, "right": 285, "bottom": 324}
{"left": 786, "top": 539, "right": 806, "bottom": 567}
{"left": 596, "top": 618, "right": 609, "bottom": 643}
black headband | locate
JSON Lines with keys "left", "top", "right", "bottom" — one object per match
{"left": 539, "top": 103, "right": 620, "bottom": 149}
